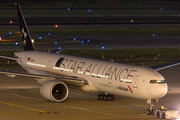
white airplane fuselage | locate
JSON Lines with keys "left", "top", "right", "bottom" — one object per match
{"left": 15, "top": 51, "right": 168, "bottom": 100}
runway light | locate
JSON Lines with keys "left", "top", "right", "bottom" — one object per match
{"left": 55, "top": 25, "right": 58, "bottom": 28}
{"left": 10, "top": 21, "right": 12, "bottom": 24}
{"left": 131, "top": 20, "right": 134, "bottom": 23}
{"left": 88, "top": 9, "right": 91, "bottom": 12}
{"left": 161, "top": 8, "right": 163, "bottom": 10}
{"left": 31, "top": 39, "right": 34, "bottom": 43}
{"left": 68, "top": 8, "right": 70, "bottom": 11}
{"left": 102, "top": 46, "right": 105, "bottom": 49}
{"left": 0, "top": 37, "right": 1, "bottom": 40}
{"left": 15, "top": 42, "right": 18, "bottom": 45}
{"left": 153, "top": 34, "right": 155, "bottom": 36}
{"left": 82, "top": 41, "right": 84, "bottom": 43}
{"left": 9, "top": 32, "right": 12, "bottom": 35}
{"left": 58, "top": 47, "right": 61, "bottom": 50}
{"left": 48, "top": 33, "right": 51, "bottom": 35}
{"left": 39, "top": 37, "right": 41, "bottom": 39}
{"left": 74, "top": 38, "right": 76, "bottom": 41}
{"left": 87, "top": 40, "right": 89, "bottom": 42}
{"left": 55, "top": 41, "right": 57, "bottom": 44}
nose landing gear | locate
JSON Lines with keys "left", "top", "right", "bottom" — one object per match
{"left": 146, "top": 99, "right": 158, "bottom": 115}
{"left": 147, "top": 104, "right": 155, "bottom": 115}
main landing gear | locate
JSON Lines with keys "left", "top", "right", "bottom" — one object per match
{"left": 146, "top": 99, "right": 158, "bottom": 115}
{"left": 97, "top": 93, "right": 114, "bottom": 101}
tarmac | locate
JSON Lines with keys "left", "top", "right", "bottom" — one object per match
{"left": 0, "top": 66, "right": 180, "bottom": 120}
{"left": 0, "top": 24, "right": 180, "bottom": 120}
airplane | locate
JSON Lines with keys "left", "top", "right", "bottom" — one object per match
{"left": 0, "top": 3, "right": 179, "bottom": 115}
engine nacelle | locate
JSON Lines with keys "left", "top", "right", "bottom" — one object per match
{"left": 40, "top": 80, "right": 69, "bottom": 102}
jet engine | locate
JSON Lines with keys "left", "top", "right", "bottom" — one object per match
{"left": 40, "top": 80, "right": 69, "bottom": 102}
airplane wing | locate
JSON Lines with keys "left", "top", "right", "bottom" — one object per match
{"left": 150, "top": 61, "right": 180, "bottom": 71}
{"left": 0, "top": 70, "right": 88, "bottom": 87}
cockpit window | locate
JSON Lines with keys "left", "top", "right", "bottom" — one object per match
{"left": 150, "top": 80, "right": 166, "bottom": 84}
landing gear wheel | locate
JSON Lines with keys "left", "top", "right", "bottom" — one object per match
{"left": 111, "top": 95, "right": 114, "bottom": 101}
{"left": 97, "top": 93, "right": 114, "bottom": 101}
{"left": 103, "top": 95, "right": 108, "bottom": 101}
{"left": 100, "top": 95, "right": 103, "bottom": 101}
{"left": 162, "top": 113, "right": 166, "bottom": 119}
{"left": 146, "top": 109, "right": 151, "bottom": 115}
{"left": 146, "top": 99, "right": 158, "bottom": 115}
{"left": 151, "top": 109, "right": 155, "bottom": 115}
{"left": 157, "top": 111, "right": 160, "bottom": 118}
{"left": 97, "top": 94, "right": 101, "bottom": 100}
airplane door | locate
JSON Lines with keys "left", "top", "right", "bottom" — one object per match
{"left": 132, "top": 75, "right": 139, "bottom": 94}
{"left": 133, "top": 75, "right": 139, "bottom": 88}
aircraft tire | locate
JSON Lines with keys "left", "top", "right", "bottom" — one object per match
{"left": 100, "top": 95, "right": 104, "bottom": 101}
{"left": 151, "top": 109, "right": 155, "bottom": 115}
{"left": 110, "top": 95, "right": 114, "bottom": 101}
{"left": 162, "top": 113, "right": 166, "bottom": 119}
{"left": 103, "top": 95, "right": 108, "bottom": 101}
{"left": 157, "top": 111, "right": 160, "bottom": 118}
{"left": 97, "top": 94, "right": 101, "bottom": 100}
{"left": 146, "top": 109, "right": 151, "bottom": 115}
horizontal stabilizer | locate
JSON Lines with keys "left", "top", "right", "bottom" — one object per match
{"left": 150, "top": 61, "right": 180, "bottom": 71}
{"left": 0, "top": 55, "right": 20, "bottom": 60}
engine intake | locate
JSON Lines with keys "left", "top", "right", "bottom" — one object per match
{"left": 40, "top": 80, "right": 69, "bottom": 102}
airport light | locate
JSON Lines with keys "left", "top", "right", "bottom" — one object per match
{"left": 9, "top": 32, "right": 12, "bottom": 35}
{"left": 55, "top": 41, "right": 57, "bottom": 44}
{"left": 31, "top": 39, "right": 34, "bottom": 43}
{"left": 153, "top": 34, "right": 155, "bottom": 36}
{"left": 55, "top": 25, "right": 58, "bottom": 28}
{"left": 74, "top": 38, "right": 76, "bottom": 41}
{"left": 10, "top": 21, "right": 12, "bottom": 24}
{"left": 0, "top": 37, "right": 1, "bottom": 41}
{"left": 82, "top": 41, "right": 84, "bottom": 43}
{"left": 39, "top": 37, "right": 42, "bottom": 39}
{"left": 15, "top": 42, "right": 18, "bottom": 45}
{"left": 131, "top": 20, "right": 134, "bottom": 23}
{"left": 161, "top": 8, "right": 163, "bottom": 10}
{"left": 48, "top": 33, "right": 51, "bottom": 35}
{"left": 102, "top": 46, "right": 105, "bottom": 49}
{"left": 58, "top": 47, "right": 61, "bottom": 50}
{"left": 87, "top": 40, "right": 89, "bottom": 42}
{"left": 88, "top": 9, "right": 91, "bottom": 12}
{"left": 68, "top": 8, "right": 70, "bottom": 11}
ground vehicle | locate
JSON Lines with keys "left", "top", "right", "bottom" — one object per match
{"left": 156, "top": 107, "right": 179, "bottom": 119}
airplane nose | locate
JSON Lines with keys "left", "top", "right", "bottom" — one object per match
{"left": 158, "top": 83, "right": 168, "bottom": 98}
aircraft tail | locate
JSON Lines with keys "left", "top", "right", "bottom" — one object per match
{"left": 15, "top": 3, "right": 35, "bottom": 51}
